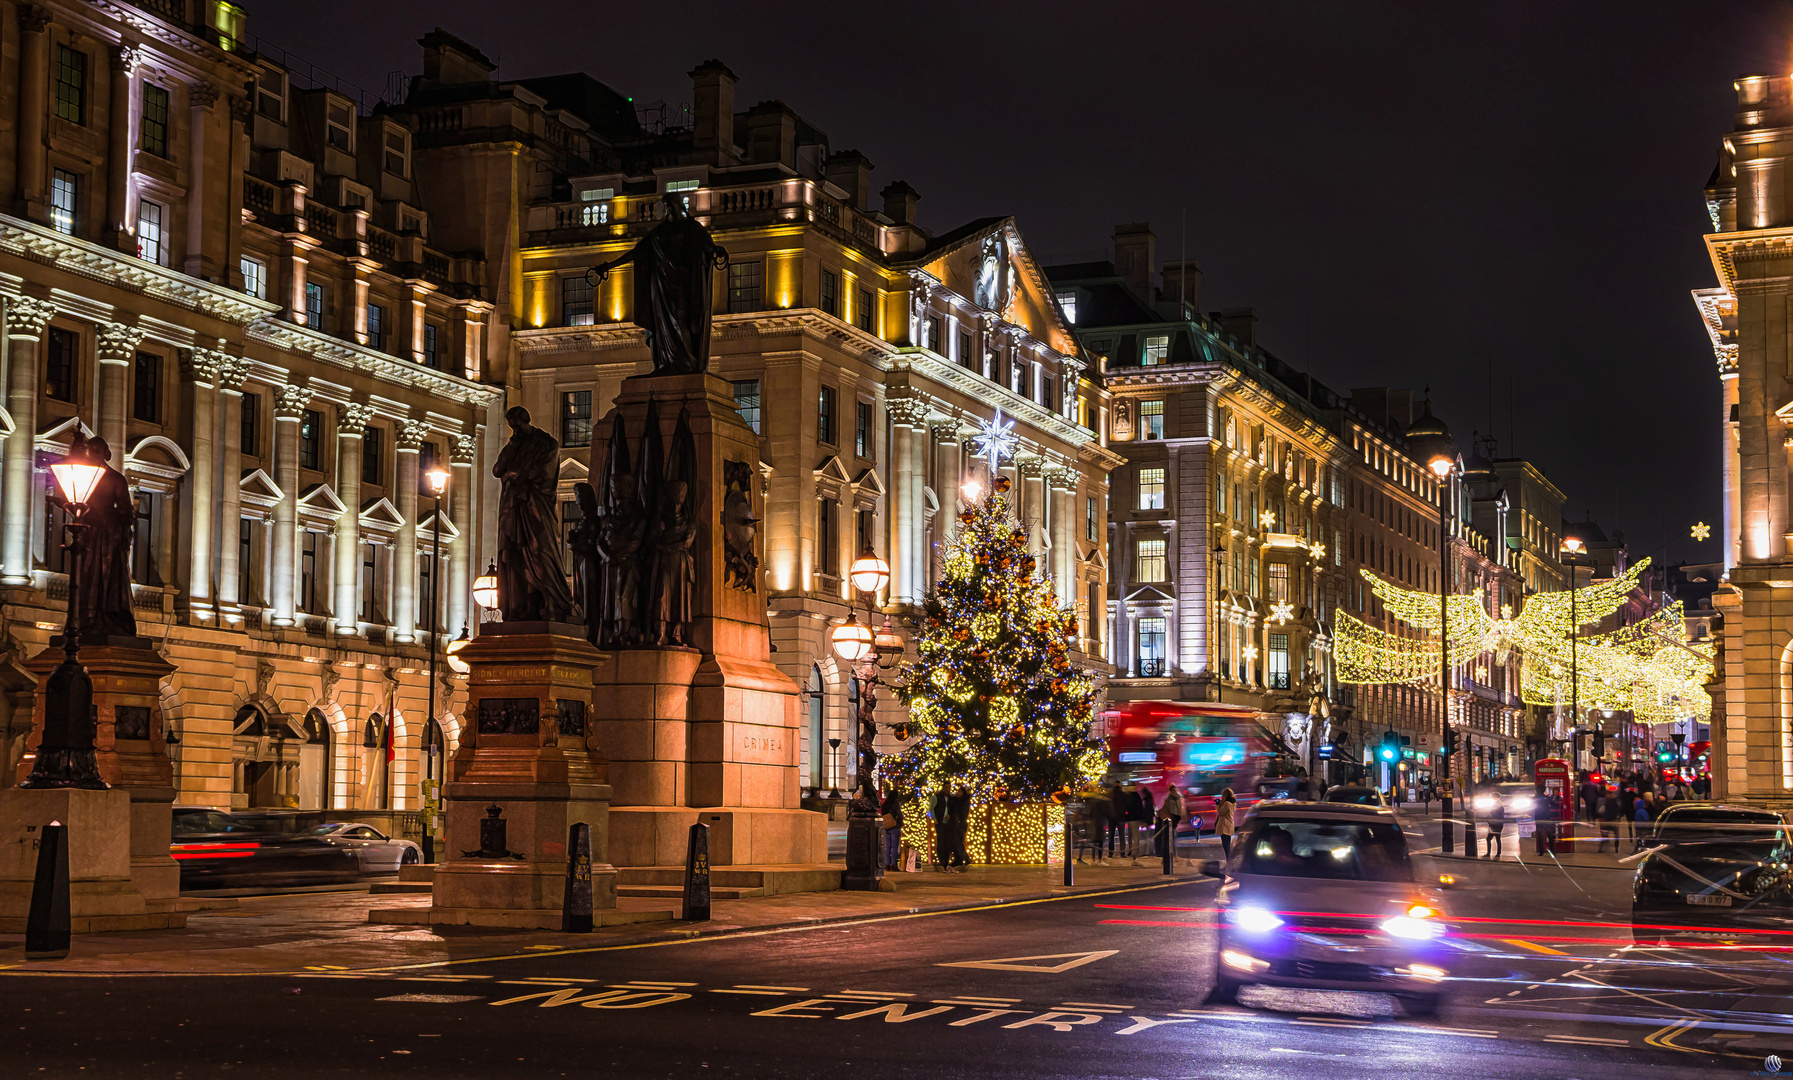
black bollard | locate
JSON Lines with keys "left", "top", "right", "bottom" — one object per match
{"left": 562, "top": 822, "right": 593, "bottom": 934}
{"left": 682, "top": 821, "right": 711, "bottom": 922}
{"left": 1063, "top": 802, "right": 1074, "bottom": 887}
{"left": 26, "top": 821, "right": 70, "bottom": 961}
{"left": 1159, "top": 819, "right": 1173, "bottom": 875}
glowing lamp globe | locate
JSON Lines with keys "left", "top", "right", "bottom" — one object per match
{"left": 424, "top": 465, "right": 451, "bottom": 496}
{"left": 848, "top": 550, "right": 890, "bottom": 595}
{"left": 960, "top": 479, "right": 983, "bottom": 504}
{"left": 472, "top": 561, "right": 500, "bottom": 610}
{"left": 1427, "top": 455, "right": 1453, "bottom": 479}
{"left": 1561, "top": 536, "right": 1584, "bottom": 556}
{"left": 445, "top": 626, "right": 471, "bottom": 674}
{"left": 830, "top": 617, "right": 874, "bottom": 663}
{"left": 51, "top": 442, "right": 106, "bottom": 508}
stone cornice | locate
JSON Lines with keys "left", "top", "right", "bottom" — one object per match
{"left": 0, "top": 217, "right": 271, "bottom": 326}
{"left": 246, "top": 317, "right": 500, "bottom": 407}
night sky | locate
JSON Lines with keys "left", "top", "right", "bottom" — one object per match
{"left": 246, "top": 1, "right": 1793, "bottom": 564}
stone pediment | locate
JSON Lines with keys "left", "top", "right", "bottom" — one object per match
{"left": 238, "top": 468, "right": 283, "bottom": 507}
{"left": 415, "top": 508, "right": 460, "bottom": 543}
{"left": 297, "top": 483, "right": 348, "bottom": 521}
{"left": 36, "top": 415, "right": 95, "bottom": 450}
{"left": 359, "top": 496, "right": 404, "bottom": 533}
{"left": 558, "top": 456, "right": 591, "bottom": 481}
{"left": 1125, "top": 583, "right": 1174, "bottom": 604}
{"left": 852, "top": 468, "right": 886, "bottom": 498}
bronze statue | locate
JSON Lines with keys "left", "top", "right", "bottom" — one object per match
{"left": 568, "top": 482, "right": 602, "bottom": 643}
{"left": 721, "top": 459, "right": 759, "bottom": 592}
{"left": 594, "top": 413, "right": 648, "bottom": 647}
{"left": 54, "top": 436, "right": 137, "bottom": 642}
{"left": 587, "top": 198, "right": 729, "bottom": 376}
{"left": 646, "top": 407, "right": 697, "bottom": 646}
{"left": 491, "top": 406, "right": 574, "bottom": 622}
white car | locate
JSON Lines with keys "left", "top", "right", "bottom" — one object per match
{"left": 305, "top": 823, "right": 421, "bottom": 873}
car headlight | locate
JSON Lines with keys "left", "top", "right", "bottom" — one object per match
{"left": 1381, "top": 903, "right": 1443, "bottom": 940}
{"left": 1511, "top": 796, "right": 1535, "bottom": 813}
{"left": 1228, "top": 906, "right": 1285, "bottom": 933}
{"left": 1473, "top": 796, "right": 1496, "bottom": 813}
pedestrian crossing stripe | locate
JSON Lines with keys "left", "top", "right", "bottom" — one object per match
{"left": 938, "top": 950, "right": 1118, "bottom": 973}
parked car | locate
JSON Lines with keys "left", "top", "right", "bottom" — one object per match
{"left": 171, "top": 806, "right": 360, "bottom": 889}
{"left": 1632, "top": 829, "right": 1793, "bottom": 944}
{"left": 1638, "top": 804, "right": 1785, "bottom": 847}
{"left": 1210, "top": 802, "right": 1449, "bottom": 1016}
{"left": 304, "top": 823, "right": 422, "bottom": 872}
{"left": 1322, "top": 786, "right": 1386, "bottom": 808}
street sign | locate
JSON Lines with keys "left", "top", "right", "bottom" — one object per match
{"left": 1317, "top": 742, "right": 1335, "bottom": 760}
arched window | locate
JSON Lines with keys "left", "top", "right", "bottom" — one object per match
{"left": 364, "top": 713, "right": 384, "bottom": 748}
{"left": 807, "top": 665, "right": 824, "bottom": 790}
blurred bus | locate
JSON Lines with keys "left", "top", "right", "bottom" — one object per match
{"left": 1102, "top": 701, "right": 1296, "bottom": 831}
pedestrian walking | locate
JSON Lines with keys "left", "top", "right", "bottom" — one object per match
{"left": 1082, "top": 789, "right": 1114, "bottom": 863}
{"left": 1134, "top": 783, "right": 1156, "bottom": 861}
{"left": 879, "top": 785, "right": 905, "bottom": 871}
{"left": 1484, "top": 793, "right": 1507, "bottom": 857}
{"left": 928, "top": 788, "right": 950, "bottom": 871}
{"left": 1157, "top": 785, "right": 1185, "bottom": 861}
{"left": 1596, "top": 789, "right": 1621, "bottom": 854}
{"left": 1107, "top": 781, "right": 1129, "bottom": 856}
{"left": 945, "top": 785, "right": 973, "bottom": 870}
{"left": 1216, "top": 787, "right": 1237, "bottom": 862}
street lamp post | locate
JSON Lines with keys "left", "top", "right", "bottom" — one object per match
{"left": 830, "top": 546, "right": 903, "bottom": 891}
{"left": 1213, "top": 544, "right": 1226, "bottom": 704}
{"left": 1560, "top": 537, "right": 1594, "bottom": 767}
{"left": 22, "top": 437, "right": 110, "bottom": 789}
{"left": 421, "top": 464, "right": 450, "bottom": 864}
{"left": 1426, "top": 453, "right": 1457, "bottom": 855}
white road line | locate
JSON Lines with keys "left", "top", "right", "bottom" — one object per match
{"left": 712, "top": 989, "right": 792, "bottom": 996}
{"left": 1545, "top": 1034, "right": 1631, "bottom": 1046}
{"left": 837, "top": 990, "right": 916, "bottom": 997}
{"left": 734, "top": 985, "right": 810, "bottom": 991}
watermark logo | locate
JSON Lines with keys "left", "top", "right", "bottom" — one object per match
{"left": 1757, "top": 1054, "right": 1791, "bottom": 1077}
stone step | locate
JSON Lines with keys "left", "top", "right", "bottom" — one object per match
{"left": 370, "top": 881, "right": 433, "bottom": 894}
{"left": 616, "top": 884, "right": 763, "bottom": 900}
{"left": 615, "top": 863, "right": 840, "bottom": 895}
{"left": 398, "top": 864, "right": 436, "bottom": 883}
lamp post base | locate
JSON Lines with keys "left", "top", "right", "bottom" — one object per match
{"left": 842, "top": 812, "right": 884, "bottom": 891}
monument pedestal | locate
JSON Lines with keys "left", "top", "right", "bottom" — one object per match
{"left": 17, "top": 642, "right": 180, "bottom": 905}
{"left": 591, "top": 373, "right": 828, "bottom": 879}
{"left": 0, "top": 787, "right": 182, "bottom": 932}
{"left": 420, "top": 626, "right": 630, "bottom": 929}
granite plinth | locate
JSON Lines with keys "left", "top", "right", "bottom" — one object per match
{"left": 0, "top": 787, "right": 184, "bottom": 932}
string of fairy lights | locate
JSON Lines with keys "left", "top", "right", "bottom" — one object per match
{"left": 1335, "top": 556, "right": 1713, "bottom": 726}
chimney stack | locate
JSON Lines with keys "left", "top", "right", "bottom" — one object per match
{"left": 1113, "top": 223, "right": 1156, "bottom": 299}
{"left": 824, "top": 150, "right": 875, "bottom": 211}
{"left": 745, "top": 100, "right": 797, "bottom": 167}
{"left": 418, "top": 28, "right": 496, "bottom": 86}
{"left": 1162, "top": 259, "right": 1201, "bottom": 312}
{"left": 880, "top": 180, "right": 919, "bottom": 225}
{"left": 688, "top": 60, "right": 740, "bottom": 165}
{"left": 1216, "top": 307, "right": 1257, "bottom": 348}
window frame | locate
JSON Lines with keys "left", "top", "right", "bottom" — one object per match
{"left": 855, "top": 400, "right": 872, "bottom": 460}
{"left": 305, "top": 282, "right": 326, "bottom": 331}
{"left": 135, "top": 198, "right": 166, "bottom": 266}
{"left": 44, "top": 326, "right": 77, "bottom": 403}
{"left": 1137, "top": 466, "right": 1166, "bottom": 511}
{"left": 561, "top": 274, "right": 594, "bottom": 327}
{"left": 366, "top": 302, "right": 386, "bottom": 351}
{"left": 726, "top": 260, "right": 762, "bottom": 313}
{"left": 141, "top": 83, "right": 170, "bottom": 157}
{"left": 298, "top": 409, "right": 321, "bottom": 471}
{"left": 54, "top": 44, "right": 86, "bottom": 125}
{"left": 132, "top": 351, "right": 161, "bottom": 423}
{"left": 1136, "top": 538, "right": 1167, "bottom": 583}
{"left": 1140, "top": 399, "right": 1164, "bottom": 440}
{"left": 817, "top": 385, "right": 836, "bottom": 446}
{"left": 50, "top": 169, "right": 78, "bottom": 236}
{"left": 240, "top": 255, "right": 267, "bottom": 300}
{"left": 732, "top": 379, "right": 762, "bottom": 435}
{"left": 361, "top": 426, "right": 383, "bottom": 486}
{"left": 1142, "top": 334, "right": 1170, "bottom": 366}
{"left": 820, "top": 269, "right": 839, "bottom": 317}
{"left": 560, "top": 390, "right": 593, "bottom": 449}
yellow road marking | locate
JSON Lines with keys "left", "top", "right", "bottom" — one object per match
{"left": 1504, "top": 939, "right": 1570, "bottom": 956}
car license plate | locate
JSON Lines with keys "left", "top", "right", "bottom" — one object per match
{"left": 1686, "top": 893, "right": 1732, "bottom": 907}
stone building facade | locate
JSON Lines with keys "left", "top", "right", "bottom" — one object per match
{"left": 386, "top": 43, "right": 1118, "bottom": 799}
{"left": 0, "top": 0, "right": 503, "bottom": 825}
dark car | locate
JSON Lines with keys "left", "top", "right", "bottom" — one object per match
{"left": 1322, "top": 786, "right": 1386, "bottom": 807}
{"left": 1632, "top": 831, "right": 1793, "bottom": 944}
{"left": 171, "top": 806, "right": 360, "bottom": 890}
{"left": 1638, "top": 804, "right": 1785, "bottom": 847}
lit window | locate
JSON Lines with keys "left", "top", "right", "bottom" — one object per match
{"left": 1057, "top": 291, "right": 1077, "bottom": 324}
{"left": 1086, "top": 496, "right": 1098, "bottom": 542}
{"left": 1140, "top": 399, "right": 1164, "bottom": 439}
{"left": 50, "top": 170, "right": 78, "bottom": 235}
{"left": 1137, "top": 617, "right": 1166, "bottom": 676}
{"left": 732, "top": 380, "right": 761, "bottom": 434}
{"left": 561, "top": 390, "right": 593, "bottom": 448}
{"left": 1137, "top": 466, "right": 1165, "bottom": 511}
{"left": 855, "top": 401, "right": 872, "bottom": 459}
{"left": 581, "top": 187, "right": 616, "bottom": 202}
{"left": 1142, "top": 334, "right": 1169, "bottom": 365}
{"left": 141, "top": 84, "right": 169, "bottom": 157}
{"left": 1136, "top": 539, "right": 1167, "bottom": 583}
{"left": 665, "top": 179, "right": 700, "bottom": 193}
{"left": 240, "top": 256, "right": 267, "bottom": 299}
{"left": 136, "top": 199, "right": 165, "bottom": 266}
{"left": 727, "top": 261, "right": 762, "bottom": 313}
{"left": 562, "top": 275, "right": 594, "bottom": 326}
{"left": 1268, "top": 633, "right": 1290, "bottom": 690}
{"left": 1269, "top": 562, "right": 1290, "bottom": 602}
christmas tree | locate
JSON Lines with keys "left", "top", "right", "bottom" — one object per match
{"left": 881, "top": 477, "right": 1105, "bottom": 804}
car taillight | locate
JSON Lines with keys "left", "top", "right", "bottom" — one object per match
{"left": 170, "top": 842, "right": 260, "bottom": 861}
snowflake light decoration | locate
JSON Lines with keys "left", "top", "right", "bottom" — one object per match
{"left": 1691, "top": 522, "right": 1711, "bottom": 541}
{"left": 1259, "top": 510, "right": 1277, "bottom": 529}
{"left": 1270, "top": 601, "right": 1295, "bottom": 625}
{"left": 972, "top": 408, "right": 1019, "bottom": 472}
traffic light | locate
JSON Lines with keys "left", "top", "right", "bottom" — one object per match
{"left": 1379, "top": 730, "right": 1400, "bottom": 762}
{"left": 1593, "top": 731, "right": 1606, "bottom": 759}
{"left": 1656, "top": 742, "right": 1675, "bottom": 764}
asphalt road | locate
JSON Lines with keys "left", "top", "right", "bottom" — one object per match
{"left": 6, "top": 873, "right": 1790, "bottom": 1079}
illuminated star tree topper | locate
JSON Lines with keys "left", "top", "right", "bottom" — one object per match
{"left": 972, "top": 408, "right": 1019, "bottom": 472}
{"left": 1691, "top": 522, "right": 1711, "bottom": 541}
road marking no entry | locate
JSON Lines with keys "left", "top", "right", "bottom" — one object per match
{"left": 938, "top": 950, "right": 1118, "bottom": 974}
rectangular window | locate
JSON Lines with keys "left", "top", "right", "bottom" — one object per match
{"left": 305, "top": 282, "right": 325, "bottom": 330}
{"left": 299, "top": 530, "right": 319, "bottom": 613}
{"left": 132, "top": 352, "right": 160, "bottom": 423}
{"left": 1142, "top": 334, "right": 1170, "bottom": 366}
{"left": 559, "top": 499, "right": 582, "bottom": 575}
{"left": 1268, "top": 633, "right": 1290, "bottom": 690}
{"left": 50, "top": 169, "right": 78, "bottom": 235}
{"left": 44, "top": 327, "right": 76, "bottom": 402}
{"left": 136, "top": 199, "right": 165, "bottom": 266}
{"left": 1140, "top": 399, "right": 1164, "bottom": 440}
{"left": 141, "top": 84, "right": 169, "bottom": 157}
{"left": 855, "top": 401, "right": 872, "bottom": 459}
{"left": 820, "top": 269, "right": 839, "bottom": 317}
{"left": 857, "top": 288, "right": 873, "bottom": 332}
{"left": 818, "top": 499, "right": 836, "bottom": 576}
{"left": 382, "top": 128, "right": 408, "bottom": 177}
{"left": 1216, "top": 476, "right": 1228, "bottom": 518}
{"left": 240, "top": 392, "right": 260, "bottom": 457}
{"left": 560, "top": 390, "right": 593, "bottom": 448}
{"left": 422, "top": 323, "right": 440, "bottom": 369}
{"left": 132, "top": 492, "right": 156, "bottom": 584}
{"left": 366, "top": 303, "right": 386, "bottom": 351}
{"left": 359, "top": 544, "right": 381, "bottom": 622}
{"left": 1136, "top": 539, "right": 1167, "bottom": 583}
{"left": 1137, "top": 617, "right": 1166, "bottom": 676}
{"left": 727, "top": 261, "right": 762, "bottom": 313}
{"left": 362, "top": 426, "right": 382, "bottom": 485}
{"left": 1057, "top": 291, "right": 1078, "bottom": 324}
{"left": 732, "top": 379, "right": 761, "bottom": 434}
{"left": 299, "top": 409, "right": 321, "bottom": 470}
{"left": 326, "top": 101, "right": 353, "bottom": 152}
{"left": 818, "top": 385, "right": 836, "bottom": 445}
{"left": 1086, "top": 496, "right": 1098, "bottom": 542}
{"left": 958, "top": 331, "right": 973, "bottom": 369}
{"left": 256, "top": 68, "right": 285, "bottom": 121}
{"left": 561, "top": 275, "right": 594, "bottom": 326}
{"left": 924, "top": 315, "right": 942, "bottom": 353}
{"left": 238, "top": 519, "right": 254, "bottom": 605}
{"left": 1042, "top": 375, "right": 1055, "bottom": 412}
{"left": 240, "top": 256, "right": 266, "bottom": 300}
{"left": 1137, "top": 466, "right": 1165, "bottom": 511}
{"left": 54, "top": 45, "right": 85, "bottom": 124}
{"left": 1249, "top": 557, "right": 1260, "bottom": 598}
{"left": 1268, "top": 562, "right": 1290, "bottom": 602}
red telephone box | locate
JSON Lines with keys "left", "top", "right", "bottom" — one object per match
{"left": 1533, "top": 758, "right": 1575, "bottom": 854}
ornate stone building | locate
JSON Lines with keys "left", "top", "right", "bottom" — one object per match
{"left": 0, "top": 0, "right": 502, "bottom": 826}
{"left": 388, "top": 42, "right": 1117, "bottom": 800}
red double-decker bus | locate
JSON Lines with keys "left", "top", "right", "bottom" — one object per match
{"left": 1101, "top": 701, "right": 1292, "bottom": 831}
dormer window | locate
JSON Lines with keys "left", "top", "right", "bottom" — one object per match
{"left": 256, "top": 68, "right": 285, "bottom": 122}
{"left": 326, "top": 102, "right": 354, "bottom": 152}
{"left": 1057, "top": 291, "right": 1077, "bottom": 324}
{"left": 382, "top": 128, "right": 409, "bottom": 178}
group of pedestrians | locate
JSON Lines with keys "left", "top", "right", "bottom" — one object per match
{"left": 1076, "top": 781, "right": 1238, "bottom": 863}
{"left": 1576, "top": 770, "right": 1708, "bottom": 853}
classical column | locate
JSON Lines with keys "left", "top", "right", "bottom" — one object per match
{"left": 106, "top": 46, "right": 138, "bottom": 249}
{"left": 1, "top": 296, "right": 55, "bottom": 583}
{"left": 404, "top": 281, "right": 431, "bottom": 364}
{"left": 392, "top": 419, "right": 427, "bottom": 643}
{"left": 96, "top": 322, "right": 143, "bottom": 457}
{"left": 332, "top": 402, "right": 373, "bottom": 635}
{"left": 180, "top": 347, "right": 224, "bottom": 618}
{"left": 887, "top": 394, "right": 929, "bottom": 605}
{"left": 15, "top": 6, "right": 49, "bottom": 218}
{"left": 1020, "top": 460, "right": 1046, "bottom": 543}
{"left": 448, "top": 434, "right": 476, "bottom": 635}
{"left": 215, "top": 359, "right": 247, "bottom": 615}
{"left": 184, "top": 82, "right": 217, "bottom": 279}
{"left": 224, "top": 96, "right": 250, "bottom": 287}
{"left": 1048, "top": 468, "right": 1076, "bottom": 605}
{"left": 270, "top": 384, "right": 309, "bottom": 627}
{"left": 350, "top": 263, "right": 373, "bottom": 345}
